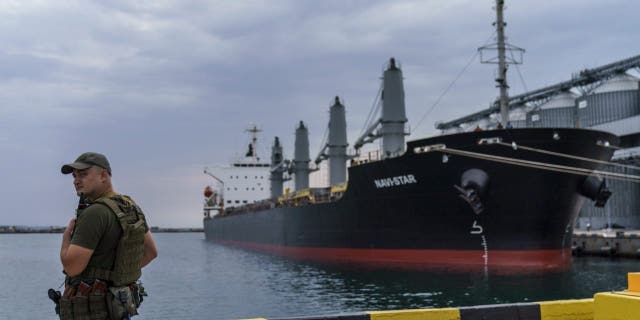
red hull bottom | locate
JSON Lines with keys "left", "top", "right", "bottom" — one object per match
{"left": 213, "top": 240, "right": 573, "bottom": 274}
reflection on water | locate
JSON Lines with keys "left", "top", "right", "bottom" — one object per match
{"left": 1, "top": 233, "right": 637, "bottom": 320}
{"left": 193, "top": 237, "right": 636, "bottom": 319}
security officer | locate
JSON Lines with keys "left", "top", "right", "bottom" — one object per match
{"left": 58, "top": 152, "right": 158, "bottom": 319}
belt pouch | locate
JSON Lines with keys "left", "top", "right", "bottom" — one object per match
{"left": 129, "top": 284, "right": 144, "bottom": 308}
{"left": 71, "top": 295, "right": 90, "bottom": 320}
{"left": 89, "top": 292, "right": 108, "bottom": 320}
{"left": 59, "top": 297, "right": 74, "bottom": 320}
{"left": 107, "top": 287, "right": 138, "bottom": 320}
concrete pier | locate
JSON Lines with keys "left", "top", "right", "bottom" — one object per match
{"left": 572, "top": 229, "right": 640, "bottom": 257}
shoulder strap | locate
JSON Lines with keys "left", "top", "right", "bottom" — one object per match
{"left": 94, "top": 197, "right": 127, "bottom": 219}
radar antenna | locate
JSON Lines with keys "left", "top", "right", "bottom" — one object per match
{"left": 245, "top": 124, "right": 262, "bottom": 162}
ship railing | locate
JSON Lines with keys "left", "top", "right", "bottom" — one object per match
{"left": 278, "top": 188, "right": 317, "bottom": 207}
{"left": 215, "top": 199, "right": 275, "bottom": 217}
{"left": 276, "top": 186, "right": 344, "bottom": 207}
{"left": 203, "top": 205, "right": 223, "bottom": 219}
{"left": 351, "top": 150, "right": 382, "bottom": 166}
{"left": 310, "top": 187, "right": 332, "bottom": 204}
{"left": 203, "top": 205, "right": 222, "bottom": 213}
{"left": 330, "top": 182, "right": 347, "bottom": 194}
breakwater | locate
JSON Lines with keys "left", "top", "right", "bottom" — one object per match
{"left": 0, "top": 225, "right": 203, "bottom": 233}
{"left": 3, "top": 225, "right": 640, "bottom": 259}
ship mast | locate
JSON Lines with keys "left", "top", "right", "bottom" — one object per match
{"left": 479, "top": 0, "right": 524, "bottom": 126}
{"left": 495, "top": 0, "right": 509, "bottom": 125}
{"left": 245, "top": 124, "right": 262, "bottom": 162}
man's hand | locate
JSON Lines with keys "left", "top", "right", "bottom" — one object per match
{"left": 63, "top": 218, "right": 76, "bottom": 241}
{"left": 60, "top": 218, "right": 93, "bottom": 277}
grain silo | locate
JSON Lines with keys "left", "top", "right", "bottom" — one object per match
{"left": 527, "top": 91, "right": 577, "bottom": 128}
{"left": 577, "top": 73, "right": 640, "bottom": 128}
{"left": 508, "top": 106, "right": 528, "bottom": 128}
{"left": 576, "top": 73, "right": 640, "bottom": 229}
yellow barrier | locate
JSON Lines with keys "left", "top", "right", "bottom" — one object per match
{"left": 629, "top": 272, "right": 640, "bottom": 293}
{"left": 594, "top": 292, "right": 640, "bottom": 320}
{"left": 592, "top": 271, "right": 640, "bottom": 320}
{"left": 538, "top": 299, "right": 594, "bottom": 320}
{"left": 368, "top": 308, "right": 460, "bottom": 320}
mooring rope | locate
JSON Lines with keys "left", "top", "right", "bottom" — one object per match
{"left": 495, "top": 141, "right": 640, "bottom": 171}
{"left": 431, "top": 147, "right": 640, "bottom": 183}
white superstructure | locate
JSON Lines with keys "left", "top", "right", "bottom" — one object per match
{"left": 208, "top": 165, "right": 270, "bottom": 207}
{"left": 204, "top": 125, "right": 271, "bottom": 209}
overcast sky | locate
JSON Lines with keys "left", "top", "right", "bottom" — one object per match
{"left": 1, "top": 0, "right": 638, "bottom": 227}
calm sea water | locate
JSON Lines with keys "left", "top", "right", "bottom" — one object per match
{"left": 1, "top": 232, "right": 638, "bottom": 320}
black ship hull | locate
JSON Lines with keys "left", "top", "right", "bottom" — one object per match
{"left": 204, "top": 128, "right": 618, "bottom": 273}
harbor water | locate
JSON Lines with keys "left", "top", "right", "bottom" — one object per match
{"left": 2, "top": 232, "right": 638, "bottom": 320}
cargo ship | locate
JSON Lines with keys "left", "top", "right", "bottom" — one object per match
{"left": 202, "top": 1, "right": 624, "bottom": 273}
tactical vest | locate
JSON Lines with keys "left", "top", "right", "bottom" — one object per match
{"left": 79, "top": 194, "right": 147, "bottom": 287}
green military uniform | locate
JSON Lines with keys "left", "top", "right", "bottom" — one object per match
{"left": 59, "top": 193, "right": 149, "bottom": 320}
{"left": 55, "top": 152, "right": 152, "bottom": 319}
{"left": 67, "top": 193, "right": 149, "bottom": 287}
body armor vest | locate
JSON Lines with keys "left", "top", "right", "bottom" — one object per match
{"left": 79, "top": 194, "right": 146, "bottom": 287}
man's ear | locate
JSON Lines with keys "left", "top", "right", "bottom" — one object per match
{"left": 100, "top": 168, "right": 110, "bottom": 182}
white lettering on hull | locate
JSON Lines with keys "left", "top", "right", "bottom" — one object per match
{"left": 374, "top": 174, "right": 418, "bottom": 189}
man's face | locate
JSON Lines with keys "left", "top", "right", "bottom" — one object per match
{"left": 72, "top": 166, "right": 107, "bottom": 198}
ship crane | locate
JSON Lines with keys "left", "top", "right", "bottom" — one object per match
{"left": 269, "top": 136, "right": 292, "bottom": 199}
{"left": 288, "top": 121, "right": 318, "bottom": 191}
{"left": 354, "top": 58, "right": 410, "bottom": 159}
{"left": 437, "top": 53, "right": 640, "bottom": 130}
{"left": 313, "top": 96, "right": 354, "bottom": 186}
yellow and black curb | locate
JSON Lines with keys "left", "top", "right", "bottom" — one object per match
{"left": 242, "top": 272, "right": 640, "bottom": 320}
{"left": 242, "top": 300, "right": 588, "bottom": 320}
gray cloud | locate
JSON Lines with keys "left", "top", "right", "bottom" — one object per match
{"left": 0, "top": 0, "right": 638, "bottom": 227}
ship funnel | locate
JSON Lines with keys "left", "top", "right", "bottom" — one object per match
{"left": 381, "top": 57, "right": 408, "bottom": 156}
{"left": 328, "top": 97, "right": 349, "bottom": 185}
{"left": 294, "top": 121, "right": 311, "bottom": 190}
{"left": 270, "top": 136, "right": 285, "bottom": 199}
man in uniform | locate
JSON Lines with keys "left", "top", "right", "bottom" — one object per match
{"left": 58, "top": 152, "right": 158, "bottom": 319}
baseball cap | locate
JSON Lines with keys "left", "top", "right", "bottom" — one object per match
{"left": 61, "top": 152, "right": 112, "bottom": 175}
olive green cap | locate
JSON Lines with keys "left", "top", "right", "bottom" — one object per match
{"left": 61, "top": 152, "right": 112, "bottom": 175}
